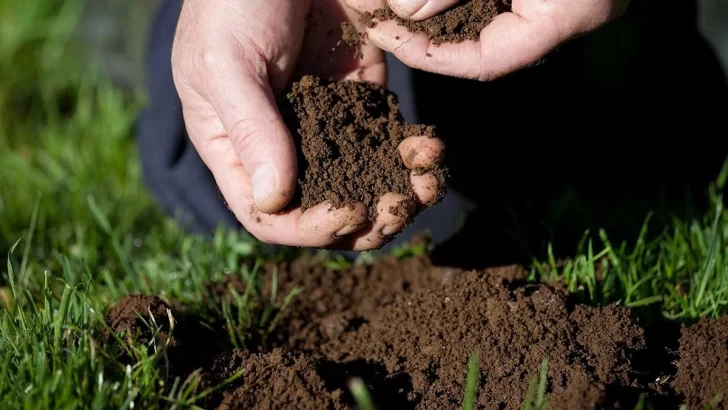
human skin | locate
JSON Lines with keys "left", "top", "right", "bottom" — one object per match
{"left": 171, "top": 0, "right": 445, "bottom": 251}
{"left": 346, "top": 0, "right": 630, "bottom": 80}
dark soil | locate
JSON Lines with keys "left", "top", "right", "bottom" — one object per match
{"left": 104, "top": 254, "right": 728, "bottom": 409}
{"left": 672, "top": 316, "right": 728, "bottom": 409}
{"left": 278, "top": 75, "right": 446, "bottom": 219}
{"left": 341, "top": 22, "right": 364, "bottom": 49}
{"left": 363, "top": 0, "right": 512, "bottom": 45}
{"left": 199, "top": 348, "right": 345, "bottom": 410}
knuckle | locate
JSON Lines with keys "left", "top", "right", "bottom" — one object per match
{"left": 199, "top": 47, "right": 230, "bottom": 74}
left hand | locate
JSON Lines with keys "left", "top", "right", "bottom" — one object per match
{"left": 171, "top": 0, "right": 445, "bottom": 251}
{"left": 346, "top": 0, "right": 630, "bottom": 81}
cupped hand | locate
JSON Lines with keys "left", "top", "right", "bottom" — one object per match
{"left": 171, "top": 0, "right": 445, "bottom": 250}
{"left": 347, "top": 0, "right": 629, "bottom": 80}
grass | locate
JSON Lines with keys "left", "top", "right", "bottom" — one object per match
{"left": 529, "top": 178, "right": 728, "bottom": 322}
{"left": 1, "top": 0, "right": 728, "bottom": 408}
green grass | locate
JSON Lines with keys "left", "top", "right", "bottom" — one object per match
{"left": 529, "top": 178, "right": 728, "bottom": 322}
{"left": 462, "top": 351, "right": 479, "bottom": 410}
{"left": 1, "top": 0, "right": 728, "bottom": 408}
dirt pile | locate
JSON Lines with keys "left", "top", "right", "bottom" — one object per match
{"left": 279, "top": 75, "right": 446, "bottom": 218}
{"left": 363, "top": 0, "right": 512, "bottom": 45}
{"left": 673, "top": 316, "right": 728, "bottom": 409}
{"left": 105, "top": 295, "right": 175, "bottom": 353}
{"left": 264, "top": 254, "right": 467, "bottom": 352}
{"left": 103, "top": 254, "right": 728, "bottom": 409}
{"left": 199, "top": 348, "right": 345, "bottom": 410}
{"left": 104, "top": 294, "right": 230, "bottom": 376}
{"left": 322, "top": 271, "right": 647, "bottom": 409}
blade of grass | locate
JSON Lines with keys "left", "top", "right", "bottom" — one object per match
{"left": 462, "top": 351, "right": 479, "bottom": 410}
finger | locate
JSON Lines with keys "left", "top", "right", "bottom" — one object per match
{"left": 249, "top": 201, "right": 368, "bottom": 247}
{"left": 410, "top": 171, "right": 441, "bottom": 206}
{"left": 205, "top": 58, "right": 298, "bottom": 214}
{"left": 398, "top": 136, "right": 445, "bottom": 169}
{"left": 367, "top": 12, "right": 563, "bottom": 80}
{"left": 388, "top": 0, "right": 461, "bottom": 21}
{"left": 202, "top": 133, "right": 370, "bottom": 246}
{"left": 294, "top": 201, "right": 370, "bottom": 246}
{"left": 336, "top": 193, "right": 416, "bottom": 251}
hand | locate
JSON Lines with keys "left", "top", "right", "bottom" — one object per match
{"left": 347, "top": 0, "right": 629, "bottom": 80}
{"left": 171, "top": 0, "right": 445, "bottom": 251}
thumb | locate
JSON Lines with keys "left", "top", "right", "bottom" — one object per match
{"left": 388, "top": 0, "right": 461, "bottom": 20}
{"left": 206, "top": 60, "right": 298, "bottom": 214}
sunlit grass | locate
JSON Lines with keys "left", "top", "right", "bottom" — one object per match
{"left": 2, "top": 0, "right": 728, "bottom": 408}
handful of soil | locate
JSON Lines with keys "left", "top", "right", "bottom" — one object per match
{"left": 362, "top": 0, "right": 512, "bottom": 45}
{"left": 279, "top": 75, "right": 446, "bottom": 220}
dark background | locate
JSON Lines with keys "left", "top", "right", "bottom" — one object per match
{"left": 411, "top": 0, "right": 728, "bottom": 268}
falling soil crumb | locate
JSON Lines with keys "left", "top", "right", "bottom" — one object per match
{"left": 363, "top": 0, "right": 512, "bottom": 44}
{"left": 673, "top": 316, "right": 728, "bottom": 409}
{"left": 341, "top": 22, "right": 365, "bottom": 59}
{"left": 279, "top": 75, "right": 446, "bottom": 219}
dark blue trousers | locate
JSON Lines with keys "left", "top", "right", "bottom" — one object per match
{"left": 137, "top": 0, "right": 728, "bottom": 269}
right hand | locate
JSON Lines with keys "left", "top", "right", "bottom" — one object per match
{"left": 348, "top": 0, "right": 629, "bottom": 81}
{"left": 171, "top": 0, "right": 446, "bottom": 250}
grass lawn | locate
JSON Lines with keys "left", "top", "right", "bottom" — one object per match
{"left": 2, "top": 0, "right": 728, "bottom": 409}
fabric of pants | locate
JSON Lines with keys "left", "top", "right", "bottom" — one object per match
{"left": 136, "top": 0, "right": 728, "bottom": 269}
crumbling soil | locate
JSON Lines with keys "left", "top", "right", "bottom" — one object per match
{"left": 199, "top": 348, "right": 345, "bottom": 410}
{"left": 672, "top": 316, "right": 728, "bottom": 409}
{"left": 104, "top": 254, "right": 728, "bottom": 409}
{"left": 363, "top": 0, "right": 512, "bottom": 45}
{"left": 105, "top": 295, "right": 174, "bottom": 351}
{"left": 278, "top": 75, "right": 446, "bottom": 219}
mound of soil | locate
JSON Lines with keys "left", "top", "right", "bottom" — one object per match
{"left": 199, "top": 348, "right": 344, "bottom": 410}
{"left": 322, "top": 272, "right": 646, "bottom": 409}
{"left": 363, "top": 0, "right": 512, "bottom": 45}
{"left": 265, "top": 254, "right": 472, "bottom": 352}
{"left": 279, "top": 75, "right": 446, "bottom": 219}
{"left": 673, "top": 316, "right": 728, "bottom": 409}
{"left": 106, "top": 295, "right": 174, "bottom": 349}
{"left": 103, "top": 254, "right": 728, "bottom": 409}
{"left": 104, "top": 294, "right": 230, "bottom": 376}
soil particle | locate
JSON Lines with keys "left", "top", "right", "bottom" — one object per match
{"left": 673, "top": 316, "right": 728, "bottom": 409}
{"left": 324, "top": 271, "right": 647, "bottom": 409}
{"left": 363, "top": 0, "right": 512, "bottom": 45}
{"left": 200, "top": 348, "right": 345, "bottom": 410}
{"left": 279, "top": 75, "right": 446, "bottom": 219}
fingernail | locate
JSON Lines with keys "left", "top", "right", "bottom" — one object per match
{"left": 392, "top": 0, "right": 427, "bottom": 18}
{"left": 251, "top": 163, "right": 276, "bottom": 206}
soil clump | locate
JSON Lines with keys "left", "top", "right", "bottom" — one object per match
{"left": 363, "top": 0, "right": 512, "bottom": 45}
{"left": 279, "top": 75, "right": 446, "bottom": 219}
